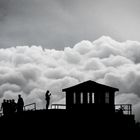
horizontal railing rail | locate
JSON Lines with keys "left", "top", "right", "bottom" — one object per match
{"left": 51, "top": 104, "right": 66, "bottom": 109}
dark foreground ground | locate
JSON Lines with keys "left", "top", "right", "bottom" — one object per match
{"left": 0, "top": 109, "right": 139, "bottom": 138}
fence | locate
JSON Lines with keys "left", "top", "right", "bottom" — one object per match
{"left": 115, "top": 104, "right": 132, "bottom": 115}
{"left": 23, "top": 103, "right": 36, "bottom": 111}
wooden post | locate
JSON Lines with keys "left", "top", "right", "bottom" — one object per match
{"left": 66, "top": 91, "right": 73, "bottom": 110}
{"left": 83, "top": 92, "right": 88, "bottom": 104}
{"left": 76, "top": 92, "right": 81, "bottom": 104}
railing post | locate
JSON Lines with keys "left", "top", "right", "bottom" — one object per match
{"left": 130, "top": 104, "right": 132, "bottom": 115}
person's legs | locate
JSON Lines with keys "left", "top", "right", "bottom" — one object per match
{"left": 46, "top": 102, "right": 48, "bottom": 109}
{"left": 46, "top": 100, "right": 50, "bottom": 109}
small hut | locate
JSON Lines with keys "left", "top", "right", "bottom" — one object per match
{"left": 62, "top": 80, "right": 119, "bottom": 113}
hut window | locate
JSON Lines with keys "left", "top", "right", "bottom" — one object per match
{"left": 87, "top": 93, "right": 90, "bottom": 104}
{"left": 81, "top": 93, "right": 83, "bottom": 104}
{"left": 89, "top": 92, "right": 94, "bottom": 103}
{"left": 92, "top": 93, "right": 95, "bottom": 103}
{"left": 105, "top": 92, "right": 109, "bottom": 104}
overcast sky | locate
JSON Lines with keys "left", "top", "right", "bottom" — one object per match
{"left": 0, "top": 0, "right": 140, "bottom": 49}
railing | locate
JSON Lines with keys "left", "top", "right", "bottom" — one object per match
{"left": 115, "top": 104, "right": 132, "bottom": 115}
{"left": 51, "top": 104, "right": 66, "bottom": 109}
{"left": 51, "top": 104, "right": 133, "bottom": 115}
{"left": 24, "top": 103, "right": 36, "bottom": 111}
{"left": 0, "top": 103, "right": 132, "bottom": 115}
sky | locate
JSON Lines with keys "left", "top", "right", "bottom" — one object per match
{"left": 0, "top": 36, "right": 140, "bottom": 120}
{"left": 1, "top": 0, "right": 140, "bottom": 49}
{"left": 0, "top": 0, "right": 140, "bottom": 121}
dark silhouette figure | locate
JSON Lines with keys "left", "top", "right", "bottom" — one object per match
{"left": 1, "top": 99, "right": 18, "bottom": 116}
{"left": 1, "top": 99, "right": 7, "bottom": 116}
{"left": 17, "top": 95, "right": 24, "bottom": 113}
{"left": 45, "top": 90, "right": 51, "bottom": 109}
{"left": 11, "top": 99, "right": 17, "bottom": 114}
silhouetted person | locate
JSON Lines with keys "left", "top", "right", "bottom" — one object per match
{"left": 45, "top": 90, "right": 51, "bottom": 110}
{"left": 11, "top": 99, "right": 17, "bottom": 114}
{"left": 8, "top": 100, "right": 12, "bottom": 115}
{"left": 1, "top": 99, "right": 7, "bottom": 116}
{"left": 118, "top": 107, "right": 124, "bottom": 115}
{"left": 17, "top": 95, "right": 24, "bottom": 113}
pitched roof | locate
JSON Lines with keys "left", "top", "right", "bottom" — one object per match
{"left": 62, "top": 80, "right": 119, "bottom": 93}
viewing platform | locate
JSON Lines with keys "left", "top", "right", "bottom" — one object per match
{"left": 0, "top": 80, "right": 137, "bottom": 131}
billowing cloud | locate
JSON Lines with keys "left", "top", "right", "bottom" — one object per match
{"left": 0, "top": 36, "right": 140, "bottom": 120}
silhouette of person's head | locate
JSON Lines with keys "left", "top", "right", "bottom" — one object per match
{"left": 12, "top": 99, "right": 15, "bottom": 103}
{"left": 3, "top": 99, "right": 6, "bottom": 103}
{"left": 46, "top": 90, "right": 51, "bottom": 97}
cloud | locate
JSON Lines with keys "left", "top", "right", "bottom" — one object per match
{"left": 0, "top": 36, "right": 140, "bottom": 120}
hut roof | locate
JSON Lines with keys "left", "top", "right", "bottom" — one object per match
{"left": 62, "top": 80, "right": 119, "bottom": 93}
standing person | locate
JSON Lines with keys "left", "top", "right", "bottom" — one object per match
{"left": 1, "top": 99, "right": 7, "bottom": 116}
{"left": 17, "top": 95, "right": 24, "bottom": 113}
{"left": 11, "top": 99, "right": 17, "bottom": 114}
{"left": 45, "top": 90, "right": 51, "bottom": 110}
